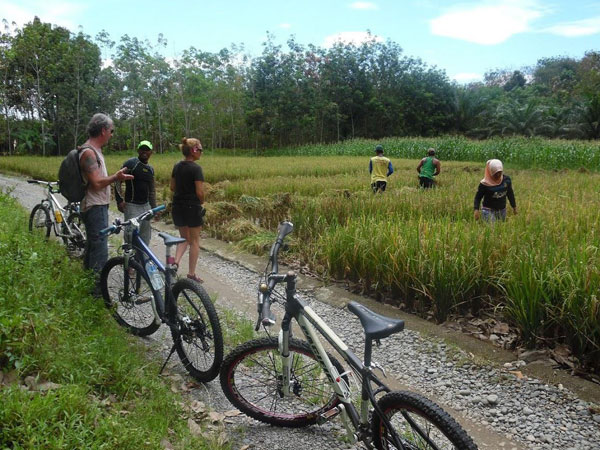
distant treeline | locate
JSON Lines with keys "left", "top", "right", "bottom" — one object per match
{"left": 1, "top": 17, "right": 599, "bottom": 156}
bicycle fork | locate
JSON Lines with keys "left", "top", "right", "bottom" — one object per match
{"left": 279, "top": 313, "right": 361, "bottom": 443}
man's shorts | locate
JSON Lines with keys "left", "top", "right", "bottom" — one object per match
{"left": 371, "top": 181, "right": 387, "bottom": 193}
{"left": 172, "top": 203, "right": 205, "bottom": 228}
{"left": 419, "top": 177, "right": 435, "bottom": 188}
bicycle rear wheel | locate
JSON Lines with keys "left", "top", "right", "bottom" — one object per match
{"left": 100, "top": 256, "right": 160, "bottom": 336}
{"left": 220, "top": 337, "right": 345, "bottom": 428}
{"left": 29, "top": 204, "right": 51, "bottom": 238}
{"left": 371, "top": 391, "right": 478, "bottom": 450}
{"left": 65, "top": 212, "right": 86, "bottom": 258}
{"left": 170, "top": 279, "right": 223, "bottom": 382}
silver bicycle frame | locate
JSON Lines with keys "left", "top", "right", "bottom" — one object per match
{"left": 41, "top": 184, "right": 79, "bottom": 239}
{"left": 277, "top": 303, "right": 370, "bottom": 441}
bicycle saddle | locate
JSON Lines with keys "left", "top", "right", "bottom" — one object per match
{"left": 158, "top": 232, "right": 187, "bottom": 246}
{"left": 347, "top": 301, "right": 405, "bottom": 340}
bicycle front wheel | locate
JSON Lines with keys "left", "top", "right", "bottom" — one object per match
{"left": 100, "top": 256, "right": 160, "bottom": 336}
{"left": 371, "top": 391, "right": 478, "bottom": 450}
{"left": 220, "top": 337, "right": 344, "bottom": 428}
{"left": 29, "top": 204, "right": 51, "bottom": 238}
{"left": 171, "top": 279, "right": 223, "bottom": 382}
{"left": 66, "top": 211, "right": 86, "bottom": 258}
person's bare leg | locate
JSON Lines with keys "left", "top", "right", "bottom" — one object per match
{"left": 175, "top": 226, "right": 189, "bottom": 266}
{"left": 187, "top": 226, "right": 201, "bottom": 277}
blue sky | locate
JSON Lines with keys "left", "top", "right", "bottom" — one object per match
{"left": 2, "top": 0, "right": 599, "bottom": 83}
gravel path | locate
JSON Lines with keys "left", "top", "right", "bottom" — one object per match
{"left": 2, "top": 173, "right": 599, "bottom": 450}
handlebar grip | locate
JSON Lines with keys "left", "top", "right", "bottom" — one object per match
{"left": 99, "top": 225, "right": 117, "bottom": 236}
{"left": 27, "top": 180, "right": 37, "bottom": 184}
{"left": 260, "top": 295, "right": 276, "bottom": 327}
{"left": 152, "top": 204, "right": 166, "bottom": 214}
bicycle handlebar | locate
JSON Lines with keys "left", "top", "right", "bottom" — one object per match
{"left": 28, "top": 179, "right": 59, "bottom": 192}
{"left": 99, "top": 204, "right": 166, "bottom": 236}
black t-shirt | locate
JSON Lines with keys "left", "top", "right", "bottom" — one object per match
{"left": 171, "top": 161, "right": 204, "bottom": 205}
{"left": 474, "top": 175, "right": 516, "bottom": 211}
{"left": 116, "top": 157, "right": 156, "bottom": 206}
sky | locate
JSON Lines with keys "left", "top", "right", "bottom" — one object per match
{"left": 1, "top": 0, "right": 599, "bottom": 83}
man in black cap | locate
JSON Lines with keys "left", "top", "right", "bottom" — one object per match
{"left": 115, "top": 140, "right": 157, "bottom": 244}
{"left": 369, "top": 144, "right": 394, "bottom": 193}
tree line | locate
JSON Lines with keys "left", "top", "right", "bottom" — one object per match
{"left": 1, "top": 17, "right": 599, "bottom": 156}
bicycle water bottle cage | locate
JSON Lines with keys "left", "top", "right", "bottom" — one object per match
{"left": 347, "top": 301, "right": 405, "bottom": 340}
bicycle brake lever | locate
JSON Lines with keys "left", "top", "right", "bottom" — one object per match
{"left": 371, "top": 361, "right": 387, "bottom": 378}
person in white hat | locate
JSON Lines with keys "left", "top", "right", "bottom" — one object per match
{"left": 473, "top": 159, "right": 517, "bottom": 222}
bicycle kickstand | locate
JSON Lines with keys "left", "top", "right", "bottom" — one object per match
{"left": 159, "top": 342, "right": 178, "bottom": 375}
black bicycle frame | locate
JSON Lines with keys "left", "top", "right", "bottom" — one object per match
{"left": 125, "top": 226, "right": 175, "bottom": 322}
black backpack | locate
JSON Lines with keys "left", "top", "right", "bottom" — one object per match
{"left": 58, "top": 144, "right": 100, "bottom": 202}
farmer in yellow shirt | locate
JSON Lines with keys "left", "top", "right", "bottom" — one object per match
{"left": 369, "top": 144, "right": 394, "bottom": 193}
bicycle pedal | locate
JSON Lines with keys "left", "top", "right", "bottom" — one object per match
{"left": 317, "top": 406, "right": 340, "bottom": 424}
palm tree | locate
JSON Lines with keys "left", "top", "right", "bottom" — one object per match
{"left": 491, "top": 98, "right": 548, "bottom": 137}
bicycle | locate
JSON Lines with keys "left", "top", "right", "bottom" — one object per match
{"left": 99, "top": 205, "right": 224, "bottom": 382}
{"left": 27, "top": 179, "right": 86, "bottom": 258}
{"left": 220, "top": 221, "right": 478, "bottom": 449}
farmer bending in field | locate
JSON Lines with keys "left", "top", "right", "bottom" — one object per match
{"left": 369, "top": 144, "right": 394, "bottom": 193}
{"left": 114, "top": 140, "right": 157, "bottom": 245}
{"left": 416, "top": 148, "right": 441, "bottom": 188}
{"left": 473, "top": 159, "right": 517, "bottom": 222}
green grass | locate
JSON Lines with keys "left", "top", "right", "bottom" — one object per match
{"left": 0, "top": 190, "right": 224, "bottom": 449}
{"left": 1, "top": 136, "right": 599, "bottom": 373}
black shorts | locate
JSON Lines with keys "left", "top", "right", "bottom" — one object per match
{"left": 172, "top": 203, "right": 204, "bottom": 228}
{"left": 419, "top": 177, "right": 434, "bottom": 188}
{"left": 371, "top": 181, "right": 387, "bottom": 193}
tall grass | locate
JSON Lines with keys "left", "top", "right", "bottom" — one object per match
{"left": 270, "top": 136, "right": 600, "bottom": 170}
{"left": 1, "top": 137, "right": 599, "bottom": 371}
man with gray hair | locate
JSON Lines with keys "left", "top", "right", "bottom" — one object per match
{"left": 79, "top": 113, "right": 133, "bottom": 293}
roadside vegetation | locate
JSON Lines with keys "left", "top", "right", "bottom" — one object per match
{"left": 1, "top": 136, "right": 599, "bottom": 374}
{"left": 1, "top": 19, "right": 599, "bottom": 157}
{"left": 0, "top": 190, "right": 224, "bottom": 449}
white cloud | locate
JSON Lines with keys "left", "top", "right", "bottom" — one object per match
{"left": 543, "top": 16, "right": 600, "bottom": 37}
{"left": 279, "top": 23, "right": 291, "bottom": 29}
{"left": 452, "top": 72, "right": 483, "bottom": 83}
{"left": 323, "top": 31, "right": 383, "bottom": 47}
{"left": 349, "top": 2, "right": 378, "bottom": 10}
{"left": 0, "top": 0, "right": 86, "bottom": 31}
{"left": 430, "top": 0, "right": 546, "bottom": 45}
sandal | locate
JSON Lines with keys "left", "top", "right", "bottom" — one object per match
{"left": 187, "top": 273, "right": 204, "bottom": 283}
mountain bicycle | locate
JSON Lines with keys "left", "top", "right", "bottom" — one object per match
{"left": 27, "top": 179, "right": 86, "bottom": 258}
{"left": 99, "top": 205, "right": 224, "bottom": 382}
{"left": 220, "top": 221, "right": 478, "bottom": 449}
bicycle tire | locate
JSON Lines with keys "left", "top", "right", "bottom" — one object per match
{"left": 171, "top": 278, "right": 223, "bottom": 382}
{"left": 66, "top": 212, "right": 86, "bottom": 258}
{"left": 220, "top": 337, "right": 345, "bottom": 427}
{"left": 29, "top": 204, "right": 51, "bottom": 238}
{"left": 100, "top": 256, "right": 160, "bottom": 336}
{"left": 371, "top": 391, "right": 478, "bottom": 450}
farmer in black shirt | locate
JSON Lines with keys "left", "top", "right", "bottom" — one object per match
{"left": 474, "top": 159, "right": 517, "bottom": 222}
{"left": 115, "top": 140, "right": 157, "bottom": 244}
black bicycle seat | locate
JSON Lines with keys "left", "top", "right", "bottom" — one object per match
{"left": 347, "top": 301, "right": 405, "bottom": 340}
{"left": 158, "top": 232, "right": 186, "bottom": 246}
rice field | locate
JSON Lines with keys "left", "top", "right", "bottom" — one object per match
{"left": 1, "top": 137, "right": 600, "bottom": 371}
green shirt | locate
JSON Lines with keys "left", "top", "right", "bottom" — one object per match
{"left": 419, "top": 157, "right": 436, "bottom": 180}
